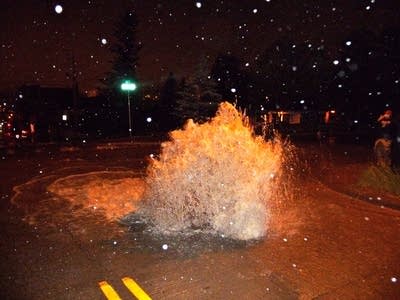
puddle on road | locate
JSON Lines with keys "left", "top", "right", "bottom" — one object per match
{"left": 47, "top": 171, "right": 145, "bottom": 221}
{"left": 11, "top": 170, "right": 145, "bottom": 239}
{"left": 120, "top": 213, "right": 259, "bottom": 258}
{"left": 11, "top": 166, "right": 302, "bottom": 258}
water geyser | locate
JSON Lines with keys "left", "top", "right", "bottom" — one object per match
{"left": 136, "top": 102, "right": 284, "bottom": 241}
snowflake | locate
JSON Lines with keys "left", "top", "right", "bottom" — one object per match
{"left": 55, "top": 4, "right": 63, "bottom": 14}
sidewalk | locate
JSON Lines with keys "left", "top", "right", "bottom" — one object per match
{"left": 1, "top": 135, "right": 165, "bottom": 155}
{"left": 305, "top": 143, "right": 400, "bottom": 211}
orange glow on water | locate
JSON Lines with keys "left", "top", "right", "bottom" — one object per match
{"left": 47, "top": 171, "right": 146, "bottom": 221}
{"left": 138, "top": 102, "right": 285, "bottom": 240}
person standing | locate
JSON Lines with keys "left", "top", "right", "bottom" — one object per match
{"left": 391, "top": 111, "right": 400, "bottom": 169}
{"left": 375, "top": 109, "right": 395, "bottom": 168}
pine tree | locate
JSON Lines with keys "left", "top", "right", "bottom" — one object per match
{"left": 174, "top": 79, "right": 200, "bottom": 124}
{"left": 257, "top": 38, "right": 332, "bottom": 111}
{"left": 158, "top": 72, "right": 179, "bottom": 131}
{"left": 210, "top": 53, "right": 253, "bottom": 110}
{"left": 173, "top": 57, "right": 222, "bottom": 125}
{"left": 98, "top": 11, "right": 141, "bottom": 136}
{"left": 101, "top": 11, "right": 141, "bottom": 108}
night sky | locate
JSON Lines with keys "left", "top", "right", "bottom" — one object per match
{"left": 1, "top": 0, "right": 399, "bottom": 93}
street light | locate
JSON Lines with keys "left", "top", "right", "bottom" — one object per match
{"left": 121, "top": 80, "right": 137, "bottom": 139}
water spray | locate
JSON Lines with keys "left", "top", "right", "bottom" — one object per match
{"left": 136, "top": 102, "right": 285, "bottom": 241}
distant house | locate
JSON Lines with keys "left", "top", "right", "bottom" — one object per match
{"left": 265, "top": 111, "right": 302, "bottom": 125}
{"left": 253, "top": 109, "right": 350, "bottom": 141}
{"left": 14, "top": 85, "right": 131, "bottom": 142}
{"left": 15, "top": 85, "right": 76, "bottom": 141}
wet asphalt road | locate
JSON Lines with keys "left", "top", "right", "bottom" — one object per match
{"left": 0, "top": 141, "right": 399, "bottom": 299}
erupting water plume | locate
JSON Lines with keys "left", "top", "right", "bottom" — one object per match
{"left": 136, "top": 102, "right": 287, "bottom": 241}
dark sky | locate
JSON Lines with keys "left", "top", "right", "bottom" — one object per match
{"left": 1, "top": 0, "right": 399, "bottom": 93}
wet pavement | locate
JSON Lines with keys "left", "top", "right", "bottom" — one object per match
{"left": 0, "top": 141, "right": 399, "bottom": 299}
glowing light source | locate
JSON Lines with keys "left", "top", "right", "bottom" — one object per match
{"left": 121, "top": 80, "right": 137, "bottom": 139}
{"left": 121, "top": 80, "right": 137, "bottom": 91}
{"left": 55, "top": 4, "right": 63, "bottom": 14}
{"left": 195, "top": 2, "right": 202, "bottom": 8}
{"left": 101, "top": 38, "right": 107, "bottom": 45}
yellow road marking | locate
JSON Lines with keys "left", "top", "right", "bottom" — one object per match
{"left": 98, "top": 281, "right": 122, "bottom": 300}
{"left": 122, "top": 276, "right": 152, "bottom": 300}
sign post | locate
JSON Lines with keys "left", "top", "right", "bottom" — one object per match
{"left": 121, "top": 80, "right": 137, "bottom": 139}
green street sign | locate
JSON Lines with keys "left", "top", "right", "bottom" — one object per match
{"left": 121, "top": 80, "right": 137, "bottom": 91}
